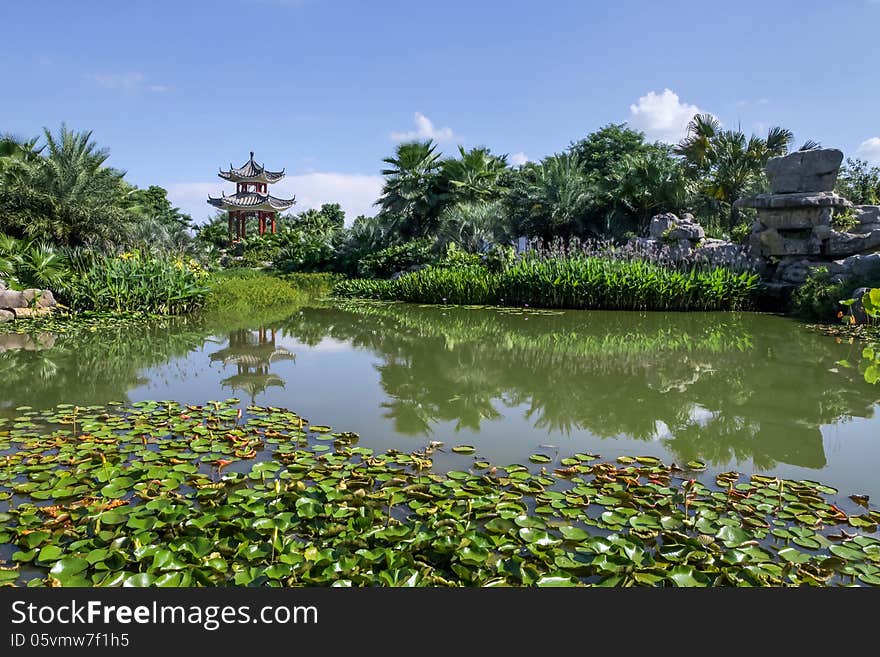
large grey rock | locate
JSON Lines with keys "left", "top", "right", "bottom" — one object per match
{"left": 667, "top": 223, "right": 705, "bottom": 241}
{"left": 776, "top": 258, "right": 814, "bottom": 285}
{"left": 736, "top": 191, "right": 851, "bottom": 210}
{"left": 649, "top": 213, "right": 677, "bottom": 240}
{"left": 648, "top": 212, "right": 705, "bottom": 242}
{"left": 765, "top": 148, "right": 844, "bottom": 194}
{"left": 824, "top": 229, "right": 880, "bottom": 257}
{"left": 0, "top": 290, "right": 26, "bottom": 309}
{"left": 822, "top": 254, "right": 880, "bottom": 284}
{"left": 0, "top": 309, "right": 13, "bottom": 323}
{"left": 12, "top": 307, "right": 52, "bottom": 319}
{"left": 856, "top": 205, "right": 880, "bottom": 224}
{"left": 757, "top": 206, "right": 832, "bottom": 230}
{"left": 37, "top": 290, "right": 57, "bottom": 308}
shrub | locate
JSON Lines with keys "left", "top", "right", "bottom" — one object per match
{"left": 356, "top": 239, "right": 435, "bottom": 279}
{"left": 335, "top": 253, "right": 759, "bottom": 312}
{"left": 205, "top": 271, "right": 336, "bottom": 311}
{"left": 792, "top": 267, "right": 880, "bottom": 321}
{"left": 0, "top": 235, "right": 70, "bottom": 290}
{"left": 59, "top": 251, "right": 209, "bottom": 315}
{"left": 730, "top": 222, "right": 752, "bottom": 245}
{"left": 435, "top": 242, "right": 482, "bottom": 269}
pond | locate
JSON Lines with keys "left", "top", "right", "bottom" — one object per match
{"left": 1, "top": 301, "right": 878, "bottom": 499}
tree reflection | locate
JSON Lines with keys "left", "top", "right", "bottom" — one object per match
{"left": 280, "top": 302, "right": 880, "bottom": 470}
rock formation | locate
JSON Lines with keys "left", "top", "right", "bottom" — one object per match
{"left": 0, "top": 280, "right": 57, "bottom": 322}
{"left": 735, "top": 148, "right": 880, "bottom": 288}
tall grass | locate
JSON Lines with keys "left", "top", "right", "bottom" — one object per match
{"left": 204, "top": 271, "right": 337, "bottom": 312}
{"left": 334, "top": 255, "right": 760, "bottom": 311}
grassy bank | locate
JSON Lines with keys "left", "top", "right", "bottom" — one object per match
{"left": 1, "top": 401, "right": 878, "bottom": 587}
{"left": 203, "top": 271, "right": 337, "bottom": 312}
{"left": 334, "top": 256, "right": 760, "bottom": 312}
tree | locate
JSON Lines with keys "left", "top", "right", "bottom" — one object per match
{"left": 377, "top": 140, "right": 448, "bottom": 238}
{"left": 568, "top": 123, "right": 651, "bottom": 174}
{"left": 503, "top": 153, "right": 593, "bottom": 241}
{"left": 438, "top": 200, "right": 507, "bottom": 252}
{"left": 605, "top": 145, "right": 688, "bottom": 234}
{"left": 295, "top": 203, "right": 345, "bottom": 237}
{"left": 676, "top": 114, "right": 793, "bottom": 229}
{"left": 0, "top": 124, "right": 135, "bottom": 246}
{"left": 441, "top": 146, "right": 508, "bottom": 204}
{"left": 126, "top": 185, "right": 193, "bottom": 230}
{"left": 836, "top": 158, "right": 880, "bottom": 205}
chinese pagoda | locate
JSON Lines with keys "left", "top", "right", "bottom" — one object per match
{"left": 207, "top": 151, "right": 296, "bottom": 244}
{"left": 209, "top": 327, "right": 295, "bottom": 401}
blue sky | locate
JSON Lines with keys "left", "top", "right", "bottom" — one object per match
{"left": 1, "top": 0, "right": 879, "bottom": 223}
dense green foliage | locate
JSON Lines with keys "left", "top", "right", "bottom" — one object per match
{"left": 203, "top": 271, "right": 336, "bottom": 312}
{"left": 2, "top": 401, "right": 878, "bottom": 587}
{"left": 675, "top": 114, "right": 793, "bottom": 229}
{"left": 792, "top": 267, "right": 880, "bottom": 321}
{"left": 0, "top": 127, "right": 194, "bottom": 250}
{"left": 58, "top": 252, "right": 209, "bottom": 315}
{"left": 835, "top": 158, "right": 880, "bottom": 205}
{"left": 335, "top": 253, "right": 759, "bottom": 311}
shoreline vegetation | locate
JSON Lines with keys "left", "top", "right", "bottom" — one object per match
{"left": 1, "top": 401, "right": 878, "bottom": 587}
{"left": 333, "top": 252, "right": 760, "bottom": 312}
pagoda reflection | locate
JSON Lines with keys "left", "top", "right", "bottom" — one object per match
{"left": 209, "top": 327, "right": 295, "bottom": 401}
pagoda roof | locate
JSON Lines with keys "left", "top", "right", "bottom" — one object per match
{"left": 219, "top": 152, "right": 285, "bottom": 183}
{"left": 207, "top": 191, "right": 296, "bottom": 212}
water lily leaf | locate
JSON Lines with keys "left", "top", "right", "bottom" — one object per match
{"left": 536, "top": 575, "right": 576, "bottom": 587}
{"left": 559, "top": 526, "right": 590, "bottom": 541}
{"left": 451, "top": 445, "right": 475, "bottom": 454}
{"left": 529, "top": 454, "right": 552, "bottom": 464}
{"left": 777, "top": 548, "right": 811, "bottom": 564}
{"left": 666, "top": 566, "right": 710, "bottom": 587}
{"left": 49, "top": 557, "right": 89, "bottom": 584}
{"left": 716, "top": 526, "right": 752, "bottom": 547}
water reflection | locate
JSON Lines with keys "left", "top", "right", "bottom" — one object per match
{"left": 279, "top": 303, "right": 878, "bottom": 471}
{"left": 209, "top": 327, "right": 295, "bottom": 401}
{"left": 0, "top": 302, "right": 877, "bottom": 476}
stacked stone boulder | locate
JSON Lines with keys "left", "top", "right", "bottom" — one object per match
{"left": 735, "top": 148, "right": 880, "bottom": 287}
{"left": 0, "top": 280, "right": 57, "bottom": 322}
{"left": 630, "top": 212, "right": 761, "bottom": 271}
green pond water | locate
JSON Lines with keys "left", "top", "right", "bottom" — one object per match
{"left": 1, "top": 301, "right": 878, "bottom": 498}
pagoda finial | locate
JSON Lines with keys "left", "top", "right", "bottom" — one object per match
{"left": 250, "top": 151, "right": 254, "bottom": 159}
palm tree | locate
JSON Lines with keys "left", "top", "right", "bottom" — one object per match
{"left": 377, "top": 140, "right": 448, "bottom": 238}
{"left": 676, "top": 114, "right": 793, "bottom": 228}
{"left": 504, "top": 153, "right": 593, "bottom": 241}
{"left": 438, "top": 200, "right": 507, "bottom": 252}
{"left": 0, "top": 124, "right": 134, "bottom": 246}
{"left": 606, "top": 146, "right": 688, "bottom": 234}
{"left": 442, "top": 146, "right": 507, "bottom": 204}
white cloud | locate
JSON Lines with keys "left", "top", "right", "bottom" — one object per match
{"left": 509, "top": 152, "right": 529, "bottom": 166}
{"left": 628, "top": 88, "right": 703, "bottom": 143}
{"left": 166, "top": 172, "right": 384, "bottom": 225}
{"left": 856, "top": 137, "right": 880, "bottom": 163}
{"left": 86, "top": 72, "right": 166, "bottom": 94}
{"left": 390, "top": 112, "right": 456, "bottom": 143}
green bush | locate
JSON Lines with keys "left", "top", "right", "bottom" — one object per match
{"left": 335, "top": 254, "right": 759, "bottom": 311}
{"left": 356, "top": 239, "right": 435, "bottom": 279}
{"left": 792, "top": 267, "right": 880, "bottom": 321}
{"left": 204, "top": 271, "right": 336, "bottom": 311}
{"left": 59, "top": 252, "right": 209, "bottom": 315}
{"left": 0, "top": 235, "right": 70, "bottom": 290}
{"left": 435, "top": 242, "right": 483, "bottom": 269}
